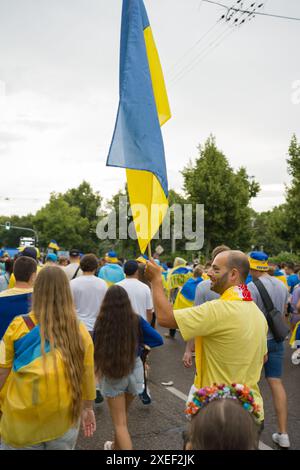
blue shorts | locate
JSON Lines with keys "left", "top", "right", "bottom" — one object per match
{"left": 264, "top": 339, "right": 284, "bottom": 379}
{"left": 100, "top": 357, "right": 144, "bottom": 398}
{"left": 0, "top": 427, "right": 79, "bottom": 450}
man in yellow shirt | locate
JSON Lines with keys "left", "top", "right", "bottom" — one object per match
{"left": 146, "top": 250, "right": 268, "bottom": 423}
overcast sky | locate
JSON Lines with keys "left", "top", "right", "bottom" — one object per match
{"left": 0, "top": 0, "right": 299, "bottom": 216}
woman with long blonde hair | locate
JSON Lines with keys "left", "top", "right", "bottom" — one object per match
{"left": 0, "top": 266, "right": 96, "bottom": 449}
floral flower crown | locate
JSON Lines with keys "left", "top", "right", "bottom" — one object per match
{"left": 185, "top": 384, "right": 261, "bottom": 421}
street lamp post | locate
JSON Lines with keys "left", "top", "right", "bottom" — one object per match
{"left": 0, "top": 223, "right": 39, "bottom": 245}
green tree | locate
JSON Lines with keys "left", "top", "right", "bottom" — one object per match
{"left": 250, "top": 206, "right": 288, "bottom": 256}
{"left": 182, "top": 135, "right": 260, "bottom": 255}
{"left": 60, "top": 181, "right": 103, "bottom": 253}
{"left": 285, "top": 134, "right": 300, "bottom": 251}
{"left": 33, "top": 195, "right": 90, "bottom": 251}
{"left": 62, "top": 181, "right": 102, "bottom": 221}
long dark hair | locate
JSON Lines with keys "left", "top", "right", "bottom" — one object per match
{"left": 94, "top": 285, "right": 141, "bottom": 379}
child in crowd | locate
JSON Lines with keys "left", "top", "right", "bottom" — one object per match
{"left": 183, "top": 384, "right": 260, "bottom": 450}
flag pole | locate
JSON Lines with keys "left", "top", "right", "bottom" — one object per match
{"left": 147, "top": 241, "right": 152, "bottom": 259}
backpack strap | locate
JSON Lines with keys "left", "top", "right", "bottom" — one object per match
{"left": 253, "top": 278, "right": 275, "bottom": 313}
{"left": 71, "top": 266, "right": 80, "bottom": 280}
{"left": 22, "top": 315, "right": 36, "bottom": 331}
{"left": 4, "top": 274, "right": 9, "bottom": 286}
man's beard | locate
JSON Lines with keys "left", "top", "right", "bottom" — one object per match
{"left": 211, "top": 271, "right": 230, "bottom": 295}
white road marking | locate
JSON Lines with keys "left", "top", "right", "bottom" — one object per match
{"left": 164, "top": 385, "right": 273, "bottom": 450}
{"left": 165, "top": 386, "right": 188, "bottom": 402}
{"left": 258, "top": 441, "right": 272, "bottom": 450}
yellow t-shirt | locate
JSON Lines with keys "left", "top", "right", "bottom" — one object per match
{"left": 174, "top": 298, "right": 268, "bottom": 420}
{"left": 0, "top": 312, "right": 96, "bottom": 447}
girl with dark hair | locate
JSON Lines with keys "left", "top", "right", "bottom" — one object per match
{"left": 93, "top": 285, "right": 163, "bottom": 450}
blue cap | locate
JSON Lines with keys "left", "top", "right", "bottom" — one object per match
{"left": 249, "top": 251, "right": 268, "bottom": 261}
{"left": 99, "top": 264, "right": 125, "bottom": 284}
{"left": 46, "top": 253, "right": 58, "bottom": 262}
{"left": 248, "top": 251, "right": 269, "bottom": 271}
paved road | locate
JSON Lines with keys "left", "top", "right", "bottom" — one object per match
{"left": 77, "top": 327, "right": 299, "bottom": 450}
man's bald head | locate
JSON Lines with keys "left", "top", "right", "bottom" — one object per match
{"left": 225, "top": 251, "right": 250, "bottom": 283}
{"left": 209, "top": 251, "right": 250, "bottom": 294}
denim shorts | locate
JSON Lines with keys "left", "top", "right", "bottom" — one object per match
{"left": 0, "top": 427, "right": 79, "bottom": 450}
{"left": 264, "top": 339, "right": 285, "bottom": 378}
{"left": 100, "top": 357, "right": 144, "bottom": 398}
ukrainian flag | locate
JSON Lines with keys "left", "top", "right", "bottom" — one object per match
{"left": 173, "top": 277, "right": 204, "bottom": 310}
{"left": 107, "top": 0, "right": 171, "bottom": 254}
{"left": 290, "top": 321, "right": 300, "bottom": 348}
{"left": 0, "top": 293, "right": 32, "bottom": 339}
{"left": 273, "top": 269, "right": 288, "bottom": 287}
{"left": 48, "top": 240, "right": 59, "bottom": 251}
{"left": 167, "top": 265, "right": 193, "bottom": 291}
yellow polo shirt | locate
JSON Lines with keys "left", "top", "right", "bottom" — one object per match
{"left": 174, "top": 298, "right": 268, "bottom": 420}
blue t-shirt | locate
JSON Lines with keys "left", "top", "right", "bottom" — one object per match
{"left": 288, "top": 274, "right": 299, "bottom": 293}
{"left": 137, "top": 317, "right": 163, "bottom": 357}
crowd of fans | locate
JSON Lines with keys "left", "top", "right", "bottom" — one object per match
{"left": 0, "top": 245, "right": 299, "bottom": 450}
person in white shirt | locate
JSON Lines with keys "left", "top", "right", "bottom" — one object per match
{"left": 64, "top": 249, "right": 83, "bottom": 281}
{"left": 70, "top": 254, "right": 107, "bottom": 333}
{"left": 117, "top": 260, "right": 153, "bottom": 323}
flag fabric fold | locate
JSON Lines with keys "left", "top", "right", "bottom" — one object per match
{"left": 107, "top": 0, "right": 171, "bottom": 253}
{"left": 0, "top": 293, "right": 32, "bottom": 340}
{"left": 173, "top": 277, "right": 204, "bottom": 310}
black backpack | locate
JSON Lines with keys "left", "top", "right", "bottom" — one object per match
{"left": 253, "top": 279, "right": 289, "bottom": 343}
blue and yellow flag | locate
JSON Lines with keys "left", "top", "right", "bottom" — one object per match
{"left": 48, "top": 240, "right": 59, "bottom": 251}
{"left": 290, "top": 321, "right": 300, "bottom": 348}
{"left": 0, "top": 293, "right": 32, "bottom": 339}
{"left": 173, "top": 277, "right": 204, "bottom": 310}
{"left": 273, "top": 269, "right": 288, "bottom": 287}
{"left": 167, "top": 265, "right": 193, "bottom": 291}
{"left": 107, "top": 0, "right": 171, "bottom": 253}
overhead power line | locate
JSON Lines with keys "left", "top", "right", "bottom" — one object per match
{"left": 169, "top": 0, "right": 261, "bottom": 86}
{"left": 202, "top": 0, "right": 300, "bottom": 21}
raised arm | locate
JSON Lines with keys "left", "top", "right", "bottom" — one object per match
{"left": 145, "top": 259, "right": 178, "bottom": 329}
